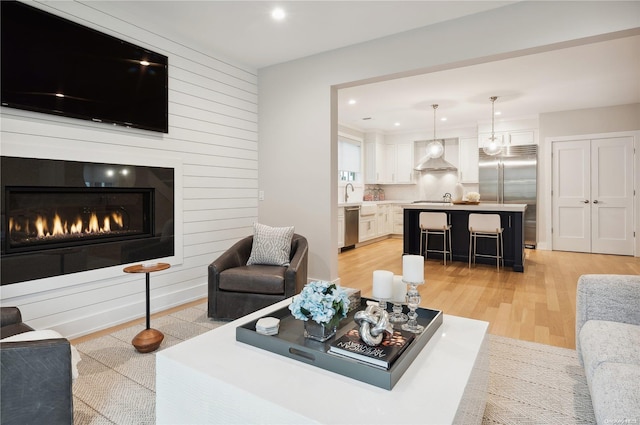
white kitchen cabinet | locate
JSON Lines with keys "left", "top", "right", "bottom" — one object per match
{"left": 337, "top": 207, "right": 345, "bottom": 249}
{"left": 359, "top": 203, "right": 378, "bottom": 242}
{"left": 508, "top": 130, "right": 536, "bottom": 145}
{"left": 364, "top": 132, "right": 387, "bottom": 184}
{"left": 392, "top": 205, "right": 404, "bottom": 234}
{"left": 376, "top": 204, "right": 393, "bottom": 236}
{"left": 359, "top": 214, "right": 377, "bottom": 242}
{"left": 393, "top": 142, "right": 414, "bottom": 184}
{"left": 479, "top": 130, "right": 536, "bottom": 148}
{"left": 458, "top": 137, "right": 479, "bottom": 183}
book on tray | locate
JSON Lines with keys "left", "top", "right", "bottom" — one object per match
{"left": 328, "top": 326, "right": 415, "bottom": 369}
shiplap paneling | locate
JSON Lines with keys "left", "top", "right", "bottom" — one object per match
{"left": 0, "top": 1, "right": 258, "bottom": 338}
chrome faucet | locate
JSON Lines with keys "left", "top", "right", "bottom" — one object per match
{"left": 344, "top": 183, "right": 354, "bottom": 203}
{"left": 443, "top": 192, "right": 452, "bottom": 203}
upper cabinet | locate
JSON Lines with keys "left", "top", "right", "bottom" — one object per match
{"left": 393, "top": 143, "right": 414, "bottom": 184}
{"left": 364, "top": 133, "right": 386, "bottom": 184}
{"left": 478, "top": 129, "right": 537, "bottom": 147}
{"left": 458, "top": 137, "right": 479, "bottom": 183}
{"left": 364, "top": 132, "right": 414, "bottom": 184}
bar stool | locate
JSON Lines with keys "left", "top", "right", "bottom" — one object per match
{"left": 468, "top": 213, "right": 504, "bottom": 271}
{"left": 419, "top": 212, "right": 452, "bottom": 265}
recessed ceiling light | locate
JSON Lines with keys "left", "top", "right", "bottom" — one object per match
{"left": 271, "top": 7, "right": 286, "bottom": 20}
{"left": 440, "top": 117, "right": 447, "bottom": 122}
{"left": 348, "top": 99, "right": 356, "bottom": 105}
{"left": 495, "top": 111, "right": 502, "bottom": 116}
{"left": 394, "top": 122, "right": 400, "bottom": 126}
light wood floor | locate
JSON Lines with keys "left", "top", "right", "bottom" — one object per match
{"left": 338, "top": 238, "right": 640, "bottom": 349}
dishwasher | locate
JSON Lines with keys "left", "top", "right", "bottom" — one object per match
{"left": 343, "top": 206, "right": 360, "bottom": 250}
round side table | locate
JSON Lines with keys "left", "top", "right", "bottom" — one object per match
{"left": 124, "top": 262, "right": 170, "bottom": 353}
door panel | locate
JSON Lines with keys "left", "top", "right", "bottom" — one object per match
{"left": 552, "top": 140, "right": 590, "bottom": 252}
{"left": 591, "top": 137, "right": 634, "bottom": 255}
{"left": 553, "top": 137, "right": 635, "bottom": 255}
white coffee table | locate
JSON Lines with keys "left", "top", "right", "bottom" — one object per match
{"left": 156, "top": 299, "right": 489, "bottom": 425}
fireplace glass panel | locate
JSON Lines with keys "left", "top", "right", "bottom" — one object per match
{"left": 6, "top": 187, "right": 153, "bottom": 253}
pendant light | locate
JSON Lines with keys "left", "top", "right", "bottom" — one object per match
{"left": 483, "top": 96, "right": 503, "bottom": 156}
{"left": 414, "top": 104, "right": 457, "bottom": 172}
{"left": 425, "top": 104, "right": 444, "bottom": 158}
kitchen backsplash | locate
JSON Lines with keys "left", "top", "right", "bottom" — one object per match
{"left": 339, "top": 178, "right": 479, "bottom": 204}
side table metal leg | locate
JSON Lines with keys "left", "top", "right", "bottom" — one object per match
{"left": 145, "top": 272, "right": 151, "bottom": 330}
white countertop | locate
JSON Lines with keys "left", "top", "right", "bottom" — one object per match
{"left": 338, "top": 200, "right": 408, "bottom": 208}
{"left": 403, "top": 202, "right": 527, "bottom": 212}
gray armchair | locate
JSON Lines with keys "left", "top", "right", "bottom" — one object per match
{"left": 0, "top": 307, "right": 74, "bottom": 425}
{"left": 208, "top": 233, "right": 308, "bottom": 320}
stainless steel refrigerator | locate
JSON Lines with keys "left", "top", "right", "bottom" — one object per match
{"left": 479, "top": 144, "right": 537, "bottom": 248}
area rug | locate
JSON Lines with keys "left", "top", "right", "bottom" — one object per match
{"left": 72, "top": 302, "right": 595, "bottom": 424}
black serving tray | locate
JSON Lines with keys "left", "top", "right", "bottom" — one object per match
{"left": 235, "top": 298, "right": 443, "bottom": 390}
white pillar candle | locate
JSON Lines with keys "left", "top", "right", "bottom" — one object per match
{"left": 392, "top": 275, "right": 407, "bottom": 303}
{"left": 403, "top": 255, "right": 424, "bottom": 283}
{"left": 372, "top": 270, "right": 393, "bottom": 299}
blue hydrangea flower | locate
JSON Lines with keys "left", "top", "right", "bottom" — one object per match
{"left": 288, "top": 281, "right": 350, "bottom": 327}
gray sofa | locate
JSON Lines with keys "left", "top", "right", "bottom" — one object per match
{"left": 576, "top": 274, "right": 640, "bottom": 424}
{"left": 0, "top": 307, "right": 74, "bottom": 425}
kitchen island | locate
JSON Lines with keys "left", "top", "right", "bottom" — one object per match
{"left": 403, "top": 203, "right": 527, "bottom": 272}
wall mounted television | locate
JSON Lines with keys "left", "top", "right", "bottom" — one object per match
{"left": 1, "top": 1, "right": 168, "bottom": 133}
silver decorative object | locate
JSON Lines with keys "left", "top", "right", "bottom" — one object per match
{"left": 354, "top": 304, "right": 394, "bottom": 346}
{"left": 389, "top": 302, "right": 408, "bottom": 324}
{"left": 402, "top": 280, "right": 425, "bottom": 334}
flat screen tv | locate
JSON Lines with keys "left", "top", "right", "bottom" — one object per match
{"left": 1, "top": 1, "right": 168, "bottom": 133}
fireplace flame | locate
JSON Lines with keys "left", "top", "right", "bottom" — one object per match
{"left": 52, "top": 213, "right": 65, "bottom": 236}
{"left": 88, "top": 213, "right": 99, "bottom": 233}
{"left": 10, "top": 211, "right": 124, "bottom": 241}
{"left": 35, "top": 216, "right": 47, "bottom": 238}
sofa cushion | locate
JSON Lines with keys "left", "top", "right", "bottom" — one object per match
{"left": 246, "top": 222, "right": 294, "bottom": 266}
{"left": 590, "top": 361, "right": 640, "bottom": 424}
{"left": 579, "top": 320, "right": 640, "bottom": 382}
{"left": 219, "top": 265, "right": 286, "bottom": 295}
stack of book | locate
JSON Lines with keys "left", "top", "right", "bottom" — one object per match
{"left": 328, "top": 326, "right": 415, "bottom": 369}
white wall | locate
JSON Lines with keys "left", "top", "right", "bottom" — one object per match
{"left": 0, "top": 2, "right": 258, "bottom": 337}
{"left": 258, "top": 1, "right": 640, "bottom": 282}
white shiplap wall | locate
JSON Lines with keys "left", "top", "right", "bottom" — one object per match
{"left": 0, "top": 2, "right": 257, "bottom": 338}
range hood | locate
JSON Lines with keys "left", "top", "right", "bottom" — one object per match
{"left": 414, "top": 154, "right": 457, "bottom": 172}
{"left": 414, "top": 137, "right": 458, "bottom": 172}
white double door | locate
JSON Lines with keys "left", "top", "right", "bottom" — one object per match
{"left": 552, "top": 136, "right": 634, "bottom": 255}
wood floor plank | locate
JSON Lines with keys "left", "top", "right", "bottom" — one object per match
{"left": 338, "top": 238, "right": 640, "bottom": 349}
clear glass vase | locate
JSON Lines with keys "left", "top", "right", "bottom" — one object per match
{"left": 303, "top": 320, "right": 337, "bottom": 342}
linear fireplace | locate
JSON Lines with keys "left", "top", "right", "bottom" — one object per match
{"left": 1, "top": 156, "right": 174, "bottom": 285}
{"left": 6, "top": 187, "right": 153, "bottom": 253}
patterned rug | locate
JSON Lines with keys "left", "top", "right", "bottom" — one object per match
{"left": 72, "top": 302, "right": 595, "bottom": 424}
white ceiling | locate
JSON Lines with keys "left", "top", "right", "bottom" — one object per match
{"left": 87, "top": 1, "right": 640, "bottom": 133}
{"left": 338, "top": 35, "right": 640, "bottom": 133}
{"left": 88, "top": 1, "right": 514, "bottom": 70}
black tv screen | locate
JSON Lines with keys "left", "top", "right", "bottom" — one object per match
{"left": 1, "top": 1, "right": 168, "bottom": 133}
